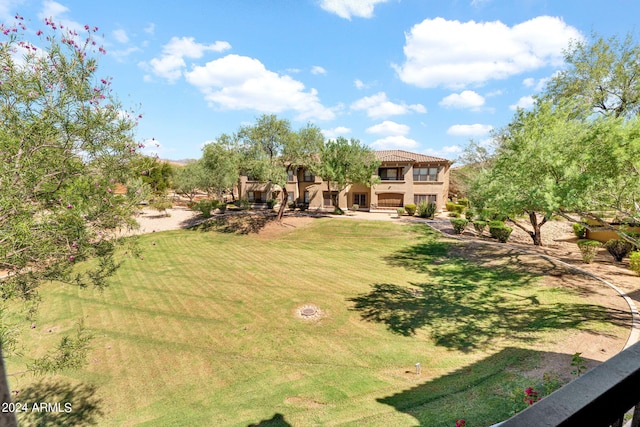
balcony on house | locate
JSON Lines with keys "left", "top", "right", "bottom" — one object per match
{"left": 499, "top": 339, "right": 640, "bottom": 427}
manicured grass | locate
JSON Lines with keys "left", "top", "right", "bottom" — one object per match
{"left": 8, "top": 219, "right": 627, "bottom": 426}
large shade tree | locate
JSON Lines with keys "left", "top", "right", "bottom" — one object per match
{"left": 0, "top": 17, "right": 146, "bottom": 426}
{"left": 238, "top": 115, "right": 324, "bottom": 221}
{"left": 318, "top": 136, "right": 380, "bottom": 211}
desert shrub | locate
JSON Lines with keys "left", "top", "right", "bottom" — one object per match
{"left": 417, "top": 201, "right": 436, "bottom": 219}
{"left": 473, "top": 220, "right": 487, "bottom": 235}
{"left": 448, "top": 212, "right": 460, "bottom": 218}
{"left": 605, "top": 239, "right": 633, "bottom": 262}
{"left": 465, "top": 209, "right": 474, "bottom": 220}
{"left": 266, "top": 199, "right": 277, "bottom": 209}
{"left": 237, "top": 199, "right": 250, "bottom": 210}
{"left": 217, "top": 202, "right": 227, "bottom": 213}
{"left": 197, "top": 200, "right": 214, "bottom": 218}
{"left": 352, "top": 204, "right": 359, "bottom": 211}
{"left": 577, "top": 239, "right": 601, "bottom": 263}
{"left": 333, "top": 206, "right": 344, "bottom": 215}
{"left": 151, "top": 196, "right": 173, "bottom": 216}
{"left": 404, "top": 203, "right": 417, "bottom": 216}
{"left": 489, "top": 224, "right": 513, "bottom": 243}
{"left": 446, "top": 203, "right": 465, "bottom": 214}
{"left": 630, "top": 252, "right": 640, "bottom": 275}
{"left": 287, "top": 201, "right": 295, "bottom": 209}
{"left": 457, "top": 198, "right": 469, "bottom": 207}
{"left": 396, "top": 207, "right": 405, "bottom": 216}
{"left": 573, "top": 223, "right": 587, "bottom": 239}
{"left": 450, "top": 218, "right": 469, "bottom": 234}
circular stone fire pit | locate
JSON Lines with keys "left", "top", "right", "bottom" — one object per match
{"left": 296, "top": 304, "right": 322, "bottom": 320}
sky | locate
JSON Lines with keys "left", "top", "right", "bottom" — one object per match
{"left": 1, "top": 0, "right": 639, "bottom": 162}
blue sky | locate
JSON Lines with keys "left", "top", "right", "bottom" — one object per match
{"left": 1, "top": 0, "right": 639, "bottom": 161}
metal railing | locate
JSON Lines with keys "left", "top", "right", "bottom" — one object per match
{"left": 500, "top": 340, "right": 640, "bottom": 427}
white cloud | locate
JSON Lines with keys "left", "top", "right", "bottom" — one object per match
{"left": 393, "top": 16, "right": 583, "bottom": 88}
{"left": 424, "top": 145, "right": 462, "bottom": 159}
{"left": 311, "top": 65, "right": 327, "bottom": 75}
{"left": 510, "top": 95, "right": 535, "bottom": 110}
{"left": 370, "top": 135, "right": 419, "bottom": 150}
{"left": 354, "top": 79, "right": 365, "bottom": 89}
{"left": 184, "top": 54, "right": 335, "bottom": 121}
{"left": 523, "top": 77, "right": 535, "bottom": 87}
{"left": 111, "top": 46, "right": 142, "bottom": 61}
{"left": 112, "top": 29, "right": 129, "bottom": 44}
{"left": 37, "top": 0, "right": 84, "bottom": 34}
{"left": 144, "top": 23, "right": 155, "bottom": 35}
{"left": 366, "top": 120, "right": 410, "bottom": 136}
{"left": 439, "top": 90, "right": 485, "bottom": 109}
{"left": 351, "top": 92, "right": 426, "bottom": 118}
{"left": 447, "top": 124, "right": 493, "bottom": 136}
{"left": 319, "top": 0, "right": 392, "bottom": 20}
{"left": 142, "top": 36, "right": 231, "bottom": 83}
{"left": 322, "top": 126, "right": 351, "bottom": 138}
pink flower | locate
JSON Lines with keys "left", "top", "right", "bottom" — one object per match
{"left": 456, "top": 420, "right": 466, "bottom": 427}
{"left": 68, "top": 256, "right": 75, "bottom": 262}
{"left": 66, "top": 204, "right": 73, "bottom": 209}
{"left": 36, "top": 30, "right": 42, "bottom": 36}
{"left": 84, "top": 24, "right": 90, "bottom": 30}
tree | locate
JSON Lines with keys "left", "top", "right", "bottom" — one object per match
{"left": 0, "top": 17, "right": 145, "bottom": 425}
{"left": 201, "top": 136, "right": 241, "bottom": 200}
{"left": 239, "top": 115, "right": 324, "bottom": 221}
{"left": 318, "top": 137, "right": 380, "bottom": 211}
{"left": 172, "top": 161, "right": 207, "bottom": 203}
{"left": 545, "top": 33, "right": 640, "bottom": 118}
{"left": 467, "top": 101, "right": 587, "bottom": 246}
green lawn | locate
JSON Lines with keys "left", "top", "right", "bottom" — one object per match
{"left": 8, "top": 218, "right": 628, "bottom": 426}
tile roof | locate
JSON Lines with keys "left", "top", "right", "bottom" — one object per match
{"left": 375, "top": 150, "right": 450, "bottom": 164}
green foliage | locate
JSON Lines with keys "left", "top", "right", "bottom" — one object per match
{"left": 196, "top": 200, "right": 214, "bottom": 218}
{"left": 319, "top": 136, "right": 380, "bottom": 211}
{"left": 573, "top": 223, "right": 587, "bottom": 239}
{"left": 417, "top": 202, "right": 436, "bottom": 219}
{"left": 446, "top": 202, "right": 466, "bottom": 214}
{"left": 577, "top": 239, "right": 602, "bottom": 263}
{"left": 465, "top": 209, "right": 474, "bottom": 220}
{"left": 396, "top": 207, "right": 405, "bottom": 216}
{"left": 404, "top": 204, "right": 417, "bottom": 216}
{"left": 570, "top": 352, "right": 587, "bottom": 376}
{"left": 604, "top": 239, "right": 633, "bottom": 262}
{"left": 351, "top": 204, "right": 360, "bottom": 211}
{"left": 172, "top": 161, "right": 207, "bottom": 202}
{"left": 450, "top": 218, "right": 469, "bottom": 234}
{"left": 266, "top": 199, "right": 277, "bottom": 209}
{"left": 201, "top": 138, "right": 241, "bottom": 199}
{"left": 332, "top": 206, "right": 345, "bottom": 215}
{"left": 29, "top": 320, "right": 93, "bottom": 375}
{"left": 630, "top": 252, "right": 640, "bottom": 275}
{"left": 150, "top": 195, "right": 173, "bottom": 216}
{"left": 490, "top": 224, "right": 513, "bottom": 243}
{"left": 237, "top": 199, "right": 250, "bottom": 210}
{"left": 457, "top": 198, "right": 470, "bottom": 207}
{"left": 473, "top": 220, "right": 488, "bottom": 235}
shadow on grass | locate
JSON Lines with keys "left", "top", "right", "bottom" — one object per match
{"left": 189, "top": 212, "right": 276, "bottom": 235}
{"left": 376, "top": 347, "right": 600, "bottom": 427}
{"left": 348, "top": 226, "right": 629, "bottom": 351}
{"left": 247, "top": 413, "right": 291, "bottom": 426}
{"left": 16, "top": 380, "right": 103, "bottom": 426}
{"left": 348, "top": 281, "right": 626, "bottom": 351}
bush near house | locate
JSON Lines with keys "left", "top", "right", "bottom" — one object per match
{"left": 417, "top": 201, "right": 436, "bottom": 219}
{"left": 446, "top": 202, "right": 466, "bottom": 214}
{"left": 404, "top": 203, "right": 417, "bottom": 216}
{"left": 450, "top": 218, "right": 469, "bottom": 234}
{"left": 352, "top": 204, "right": 359, "bottom": 211}
{"left": 396, "top": 207, "right": 405, "bottom": 216}
{"left": 489, "top": 221, "right": 513, "bottom": 243}
{"left": 604, "top": 239, "right": 633, "bottom": 262}
{"left": 473, "top": 220, "right": 488, "bottom": 235}
{"left": 577, "top": 239, "right": 602, "bottom": 263}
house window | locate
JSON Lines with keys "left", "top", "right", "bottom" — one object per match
{"left": 287, "top": 192, "right": 294, "bottom": 203}
{"left": 303, "top": 191, "right": 310, "bottom": 204}
{"left": 378, "top": 167, "right": 402, "bottom": 181}
{"left": 414, "top": 194, "right": 437, "bottom": 205}
{"left": 353, "top": 193, "right": 367, "bottom": 206}
{"left": 323, "top": 191, "right": 338, "bottom": 206}
{"left": 413, "top": 167, "right": 439, "bottom": 181}
{"left": 287, "top": 170, "right": 295, "bottom": 182}
{"left": 247, "top": 191, "right": 263, "bottom": 203}
{"left": 303, "top": 170, "right": 315, "bottom": 182}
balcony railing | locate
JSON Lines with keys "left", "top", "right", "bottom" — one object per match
{"left": 499, "top": 339, "right": 640, "bottom": 427}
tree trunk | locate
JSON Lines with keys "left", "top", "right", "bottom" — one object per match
{"left": 0, "top": 344, "right": 18, "bottom": 427}
{"left": 528, "top": 211, "right": 546, "bottom": 246}
{"left": 276, "top": 188, "right": 287, "bottom": 221}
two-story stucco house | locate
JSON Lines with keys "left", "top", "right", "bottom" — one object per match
{"left": 237, "top": 149, "right": 451, "bottom": 212}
